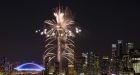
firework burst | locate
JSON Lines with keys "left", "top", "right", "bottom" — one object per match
{"left": 36, "top": 7, "right": 81, "bottom": 74}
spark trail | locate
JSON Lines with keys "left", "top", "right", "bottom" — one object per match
{"left": 36, "top": 7, "right": 81, "bottom": 75}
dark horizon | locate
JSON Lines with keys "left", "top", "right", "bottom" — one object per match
{"left": 0, "top": 0, "right": 140, "bottom": 63}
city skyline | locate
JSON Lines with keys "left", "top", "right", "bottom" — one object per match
{"left": 0, "top": 0, "right": 140, "bottom": 63}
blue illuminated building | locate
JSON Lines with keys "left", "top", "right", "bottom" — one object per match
{"left": 14, "top": 62, "right": 45, "bottom": 71}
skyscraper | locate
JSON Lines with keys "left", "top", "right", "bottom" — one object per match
{"left": 117, "top": 40, "right": 124, "bottom": 59}
{"left": 112, "top": 44, "right": 117, "bottom": 60}
{"left": 75, "top": 54, "right": 85, "bottom": 75}
{"left": 94, "top": 54, "right": 100, "bottom": 75}
{"left": 88, "top": 52, "right": 94, "bottom": 75}
{"left": 110, "top": 44, "right": 117, "bottom": 74}
{"left": 126, "top": 43, "right": 134, "bottom": 54}
{"left": 100, "top": 56, "right": 109, "bottom": 75}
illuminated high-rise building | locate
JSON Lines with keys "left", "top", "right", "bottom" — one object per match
{"left": 122, "top": 42, "right": 134, "bottom": 70}
{"left": 126, "top": 43, "right": 134, "bottom": 54}
{"left": 82, "top": 52, "right": 88, "bottom": 75}
{"left": 66, "top": 63, "right": 75, "bottom": 75}
{"left": 126, "top": 43, "right": 134, "bottom": 69}
{"left": 88, "top": 52, "right": 94, "bottom": 75}
{"left": 110, "top": 44, "right": 118, "bottom": 74}
{"left": 111, "top": 44, "right": 117, "bottom": 59}
{"left": 117, "top": 40, "right": 124, "bottom": 58}
{"left": 117, "top": 40, "right": 125, "bottom": 72}
{"left": 100, "top": 56, "right": 110, "bottom": 75}
{"left": 94, "top": 54, "right": 100, "bottom": 75}
{"left": 130, "top": 49, "right": 140, "bottom": 75}
{"left": 75, "top": 54, "right": 85, "bottom": 75}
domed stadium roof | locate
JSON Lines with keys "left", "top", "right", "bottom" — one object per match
{"left": 14, "top": 62, "right": 45, "bottom": 71}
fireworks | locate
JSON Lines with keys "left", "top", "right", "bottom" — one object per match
{"left": 36, "top": 7, "right": 81, "bottom": 74}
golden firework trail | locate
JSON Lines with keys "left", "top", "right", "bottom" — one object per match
{"left": 36, "top": 6, "right": 81, "bottom": 74}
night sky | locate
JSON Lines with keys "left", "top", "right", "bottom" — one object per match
{"left": 0, "top": 0, "right": 140, "bottom": 63}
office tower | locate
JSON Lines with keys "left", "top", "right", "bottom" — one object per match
{"left": 117, "top": 40, "right": 124, "bottom": 58}
{"left": 88, "top": 52, "right": 94, "bottom": 75}
{"left": 82, "top": 53, "right": 88, "bottom": 65}
{"left": 117, "top": 40, "right": 124, "bottom": 72}
{"left": 83, "top": 64, "right": 88, "bottom": 75}
{"left": 82, "top": 52, "right": 88, "bottom": 75}
{"left": 126, "top": 43, "right": 134, "bottom": 54}
{"left": 126, "top": 43, "right": 134, "bottom": 69}
{"left": 0, "top": 57, "right": 9, "bottom": 73}
{"left": 101, "top": 56, "right": 109, "bottom": 75}
{"left": 131, "top": 49, "right": 140, "bottom": 75}
{"left": 94, "top": 54, "right": 100, "bottom": 75}
{"left": 75, "top": 54, "right": 85, "bottom": 75}
{"left": 66, "top": 63, "right": 75, "bottom": 75}
{"left": 112, "top": 44, "right": 117, "bottom": 57}
{"left": 110, "top": 44, "right": 118, "bottom": 74}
